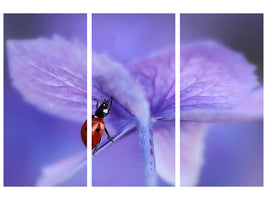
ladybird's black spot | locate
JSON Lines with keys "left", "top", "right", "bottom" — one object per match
{"left": 96, "top": 128, "right": 101, "bottom": 132}
{"left": 85, "top": 127, "right": 87, "bottom": 132}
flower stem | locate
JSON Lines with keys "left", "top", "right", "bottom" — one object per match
{"left": 137, "top": 121, "right": 157, "bottom": 186}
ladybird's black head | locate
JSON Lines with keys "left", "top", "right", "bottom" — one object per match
{"left": 94, "top": 97, "right": 113, "bottom": 119}
{"left": 101, "top": 100, "right": 109, "bottom": 109}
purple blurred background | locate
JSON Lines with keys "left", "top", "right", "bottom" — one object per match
{"left": 93, "top": 14, "right": 175, "bottom": 63}
{"left": 92, "top": 14, "right": 175, "bottom": 186}
{"left": 181, "top": 14, "right": 263, "bottom": 186}
{"left": 4, "top": 14, "right": 87, "bottom": 186}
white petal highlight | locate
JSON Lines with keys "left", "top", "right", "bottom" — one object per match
{"left": 36, "top": 152, "right": 86, "bottom": 186}
{"left": 180, "top": 122, "right": 209, "bottom": 186}
{"left": 154, "top": 123, "right": 175, "bottom": 185}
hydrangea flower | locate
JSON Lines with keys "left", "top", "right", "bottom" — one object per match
{"left": 180, "top": 40, "right": 263, "bottom": 186}
{"left": 7, "top": 34, "right": 175, "bottom": 186}
{"left": 7, "top": 36, "right": 262, "bottom": 187}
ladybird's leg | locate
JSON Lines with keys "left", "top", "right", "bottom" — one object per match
{"left": 93, "top": 98, "right": 99, "bottom": 109}
{"left": 105, "top": 127, "right": 114, "bottom": 142}
{"left": 108, "top": 97, "right": 113, "bottom": 103}
{"left": 108, "top": 97, "right": 113, "bottom": 113}
{"left": 93, "top": 140, "right": 101, "bottom": 156}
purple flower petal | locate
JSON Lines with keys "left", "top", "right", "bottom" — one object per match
{"left": 36, "top": 152, "right": 86, "bottom": 186}
{"left": 181, "top": 41, "right": 262, "bottom": 122}
{"left": 181, "top": 88, "right": 263, "bottom": 123}
{"left": 127, "top": 48, "right": 175, "bottom": 120}
{"left": 180, "top": 41, "right": 263, "bottom": 186}
{"left": 7, "top": 35, "right": 87, "bottom": 122}
{"left": 93, "top": 52, "right": 150, "bottom": 125}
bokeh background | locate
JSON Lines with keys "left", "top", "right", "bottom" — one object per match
{"left": 92, "top": 14, "right": 175, "bottom": 186}
{"left": 4, "top": 14, "right": 87, "bottom": 186}
{"left": 181, "top": 14, "right": 263, "bottom": 186}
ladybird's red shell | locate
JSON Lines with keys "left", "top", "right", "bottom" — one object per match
{"left": 81, "top": 120, "right": 87, "bottom": 147}
{"left": 92, "top": 117, "right": 105, "bottom": 149}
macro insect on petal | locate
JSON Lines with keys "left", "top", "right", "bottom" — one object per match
{"left": 81, "top": 97, "right": 114, "bottom": 155}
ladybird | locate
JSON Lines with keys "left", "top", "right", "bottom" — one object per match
{"left": 81, "top": 97, "right": 114, "bottom": 155}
